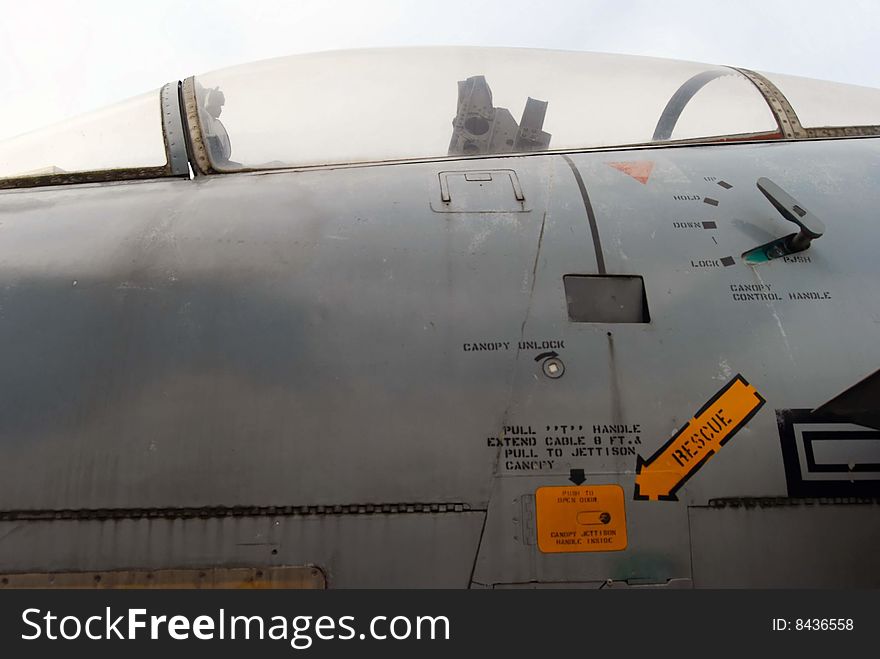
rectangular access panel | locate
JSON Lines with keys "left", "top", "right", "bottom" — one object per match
{"left": 563, "top": 275, "right": 650, "bottom": 323}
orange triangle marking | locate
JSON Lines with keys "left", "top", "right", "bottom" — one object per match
{"left": 607, "top": 161, "right": 654, "bottom": 184}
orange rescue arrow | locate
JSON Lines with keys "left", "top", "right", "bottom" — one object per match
{"left": 634, "top": 375, "right": 765, "bottom": 501}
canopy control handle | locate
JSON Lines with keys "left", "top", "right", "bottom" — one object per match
{"left": 743, "top": 177, "right": 826, "bottom": 264}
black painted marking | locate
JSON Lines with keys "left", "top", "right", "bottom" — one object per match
{"left": 569, "top": 468, "right": 586, "bottom": 485}
{"left": 562, "top": 155, "right": 606, "bottom": 274}
{"left": 813, "top": 368, "right": 880, "bottom": 431}
{"left": 634, "top": 374, "right": 766, "bottom": 501}
{"left": 534, "top": 351, "right": 559, "bottom": 362}
{"left": 702, "top": 221, "right": 717, "bottom": 229}
{"left": 712, "top": 236, "right": 718, "bottom": 245}
{"left": 721, "top": 256, "right": 735, "bottom": 267}
{"left": 717, "top": 180, "right": 733, "bottom": 189}
{"left": 703, "top": 197, "right": 719, "bottom": 206}
{"left": 777, "top": 408, "right": 880, "bottom": 497}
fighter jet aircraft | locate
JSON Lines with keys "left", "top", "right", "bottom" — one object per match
{"left": 0, "top": 47, "right": 878, "bottom": 588}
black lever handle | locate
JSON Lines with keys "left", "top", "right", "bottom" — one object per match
{"left": 756, "top": 177, "right": 825, "bottom": 250}
{"left": 743, "top": 178, "right": 826, "bottom": 264}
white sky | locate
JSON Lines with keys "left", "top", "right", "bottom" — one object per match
{"left": 1, "top": 0, "right": 878, "bottom": 141}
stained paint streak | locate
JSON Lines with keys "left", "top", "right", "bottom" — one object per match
{"left": 561, "top": 155, "right": 606, "bottom": 274}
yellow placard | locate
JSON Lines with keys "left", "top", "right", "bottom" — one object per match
{"left": 634, "top": 374, "right": 765, "bottom": 501}
{"left": 535, "top": 485, "right": 627, "bottom": 553}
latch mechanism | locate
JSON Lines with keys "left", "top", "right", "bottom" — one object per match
{"left": 742, "top": 177, "right": 826, "bottom": 264}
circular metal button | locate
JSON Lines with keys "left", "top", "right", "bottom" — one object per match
{"left": 542, "top": 357, "right": 564, "bottom": 379}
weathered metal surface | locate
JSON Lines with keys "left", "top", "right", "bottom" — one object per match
{"left": 689, "top": 503, "right": 880, "bottom": 587}
{"left": 806, "top": 125, "right": 880, "bottom": 137}
{"left": 734, "top": 67, "right": 808, "bottom": 139}
{"left": 0, "top": 513, "right": 485, "bottom": 588}
{"left": 0, "top": 502, "right": 472, "bottom": 521}
{"left": 0, "top": 166, "right": 174, "bottom": 190}
{"left": 0, "top": 137, "right": 879, "bottom": 586}
{"left": 0, "top": 565, "right": 325, "bottom": 589}
{"left": 160, "top": 82, "right": 190, "bottom": 177}
{"left": 181, "top": 76, "right": 213, "bottom": 175}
